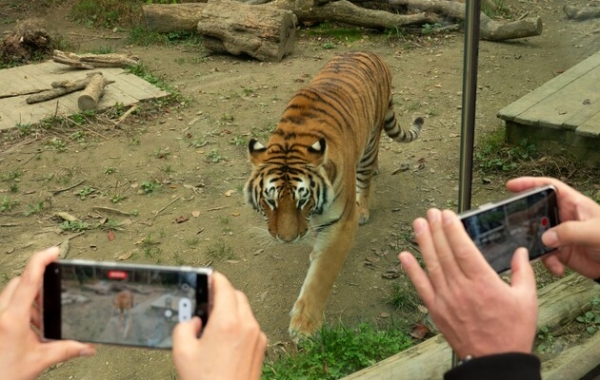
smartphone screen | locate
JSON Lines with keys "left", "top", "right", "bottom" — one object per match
{"left": 459, "top": 186, "right": 560, "bottom": 273}
{"left": 43, "top": 261, "right": 211, "bottom": 349}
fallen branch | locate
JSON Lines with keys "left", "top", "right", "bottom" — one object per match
{"left": 112, "top": 105, "right": 139, "bottom": 128}
{"left": 52, "top": 49, "right": 139, "bottom": 69}
{"left": 152, "top": 196, "right": 182, "bottom": 219}
{"left": 26, "top": 73, "right": 114, "bottom": 105}
{"left": 0, "top": 88, "right": 49, "bottom": 99}
{"left": 57, "top": 232, "right": 86, "bottom": 259}
{"left": 51, "top": 180, "right": 85, "bottom": 195}
{"left": 563, "top": 5, "right": 600, "bottom": 20}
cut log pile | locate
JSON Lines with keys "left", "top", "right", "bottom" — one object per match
{"left": 142, "top": 0, "right": 546, "bottom": 61}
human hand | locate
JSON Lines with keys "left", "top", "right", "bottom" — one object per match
{"left": 172, "top": 272, "right": 267, "bottom": 380}
{"left": 507, "top": 177, "right": 600, "bottom": 278}
{"left": 0, "top": 247, "right": 96, "bottom": 380}
{"left": 399, "top": 209, "right": 538, "bottom": 359}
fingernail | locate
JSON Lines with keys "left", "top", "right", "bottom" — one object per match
{"left": 413, "top": 218, "right": 426, "bottom": 235}
{"left": 441, "top": 210, "right": 456, "bottom": 226}
{"left": 542, "top": 230, "right": 558, "bottom": 246}
{"left": 427, "top": 209, "right": 441, "bottom": 223}
{"left": 79, "top": 346, "right": 96, "bottom": 357}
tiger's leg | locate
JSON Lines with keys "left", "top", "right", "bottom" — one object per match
{"left": 289, "top": 208, "right": 358, "bottom": 337}
{"left": 356, "top": 136, "right": 380, "bottom": 225}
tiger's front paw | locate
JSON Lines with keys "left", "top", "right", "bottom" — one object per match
{"left": 357, "top": 202, "right": 370, "bottom": 225}
{"left": 288, "top": 299, "right": 323, "bottom": 339}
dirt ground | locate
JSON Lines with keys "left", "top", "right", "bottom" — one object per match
{"left": 1, "top": 0, "right": 600, "bottom": 378}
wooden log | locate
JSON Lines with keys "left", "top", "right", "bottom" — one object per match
{"left": 389, "top": 0, "right": 543, "bottom": 41}
{"left": 78, "top": 73, "right": 109, "bottom": 111}
{"left": 142, "top": 2, "right": 435, "bottom": 34}
{"left": 563, "top": 5, "right": 600, "bottom": 21}
{"left": 197, "top": 0, "right": 297, "bottom": 62}
{"left": 270, "top": 0, "right": 439, "bottom": 30}
{"left": 341, "top": 274, "right": 599, "bottom": 380}
{"left": 53, "top": 50, "right": 139, "bottom": 69}
{"left": 143, "top": 3, "right": 207, "bottom": 33}
{"left": 26, "top": 72, "right": 100, "bottom": 104}
{"left": 543, "top": 332, "right": 600, "bottom": 380}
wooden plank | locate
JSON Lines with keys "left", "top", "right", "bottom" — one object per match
{"left": 513, "top": 67, "right": 600, "bottom": 129}
{"left": 577, "top": 109, "right": 600, "bottom": 137}
{"left": 498, "top": 51, "right": 600, "bottom": 121}
{"left": 543, "top": 331, "right": 600, "bottom": 380}
{"left": 342, "top": 274, "right": 598, "bottom": 380}
{"left": 0, "top": 61, "right": 169, "bottom": 130}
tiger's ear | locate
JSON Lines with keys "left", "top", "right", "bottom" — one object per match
{"left": 248, "top": 138, "right": 267, "bottom": 165}
{"left": 307, "top": 137, "right": 326, "bottom": 165}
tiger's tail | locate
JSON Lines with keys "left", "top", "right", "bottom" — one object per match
{"left": 383, "top": 104, "right": 424, "bottom": 143}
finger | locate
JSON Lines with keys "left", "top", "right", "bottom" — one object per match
{"left": 37, "top": 341, "right": 95, "bottom": 370}
{"left": 509, "top": 248, "right": 537, "bottom": 294}
{"left": 249, "top": 331, "right": 268, "bottom": 380}
{"left": 209, "top": 272, "right": 239, "bottom": 318}
{"left": 506, "top": 177, "right": 564, "bottom": 193}
{"left": 31, "top": 304, "right": 42, "bottom": 331}
{"left": 398, "top": 252, "right": 435, "bottom": 307}
{"left": 427, "top": 209, "right": 461, "bottom": 280}
{"left": 172, "top": 317, "right": 202, "bottom": 360}
{"left": 0, "top": 276, "right": 21, "bottom": 311}
{"left": 542, "top": 220, "right": 600, "bottom": 249}
{"left": 541, "top": 254, "right": 566, "bottom": 276}
{"left": 11, "top": 247, "right": 59, "bottom": 317}
{"left": 410, "top": 217, "right": 446, "bottom": 287}
{"left": 440, "top": 210, "right": 497, "bottom": 280}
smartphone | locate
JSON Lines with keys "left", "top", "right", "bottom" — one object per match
{"left": 43, "top": 260, "right": 212, "bottom": 349}
{"left": 459, "top": 185, "right": 560, "bottom": 274}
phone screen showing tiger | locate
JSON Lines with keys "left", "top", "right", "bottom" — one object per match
{"left": 43, "top": 260, "right": 211, "bottom": 349}
{"left": 459, "top": 185, "right": 560, "bottom": 274}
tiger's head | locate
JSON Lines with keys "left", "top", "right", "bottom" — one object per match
{"left": 244, "top": 137, "right": 333, "bottom": 243}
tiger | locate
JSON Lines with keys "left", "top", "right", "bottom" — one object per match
{"left": 113, "top": 290, "right": 134, "bottom": 338}
{"left": 244, "top": 51, "right": 423, "bottom": 338}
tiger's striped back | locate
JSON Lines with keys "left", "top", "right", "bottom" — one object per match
{"left": 245, "top": 52, "right": 423, "bottom": 337}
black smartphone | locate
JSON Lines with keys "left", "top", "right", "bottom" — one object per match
{"left": 459, "top": 185, "right": 560, "bottom": 274}
{"left": 43, "top": 260, "right": 212, "bottom": 349}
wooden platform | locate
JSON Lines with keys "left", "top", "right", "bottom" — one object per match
{"left": 497, "top": 51, "right": 600, "bottom": 166}
{"left": 0, "top": 61, "right": 169, "bottom": 131}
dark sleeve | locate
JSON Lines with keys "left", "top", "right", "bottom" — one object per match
{"left": 444, "top": 353, "right": 541, "bottom": 380}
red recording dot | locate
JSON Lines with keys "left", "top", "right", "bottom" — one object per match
{"left": 541, "top": 216, "right": 549, "bottom": 227}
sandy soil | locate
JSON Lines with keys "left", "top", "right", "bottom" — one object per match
{"left": 1, "top": 0, "right": 599, "bottom": 378}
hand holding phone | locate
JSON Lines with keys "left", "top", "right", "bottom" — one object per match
{"left": 398, "top": 209, "right": 539, "bottom": 359}
{"left": 459, "top": 185, "right": 560, "bottom": 273}
{"left": 172, "top": 272, "right": 267, "bottom": 380}
{"left": 43, "top": 260, "right": 212, "bottom": 349}
{"left": 507, "top": 177, "right": 600, "bottom": 279}
{"left": 1, "top": 248, "right": 95, "bottom": 380}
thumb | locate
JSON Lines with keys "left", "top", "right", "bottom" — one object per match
{"left": 542, "top": 220, "right": 600, "bottom": 248}
{"left": 172, "top": 317, "right": 202, "bottom": 352}
{"left": 509, "top": 248, "right": 536, "bottom": 293}
{"left": 38, "top": 341, "right": 95, "bottom": 369}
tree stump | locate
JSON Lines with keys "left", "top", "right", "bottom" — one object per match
{"left": 197, "top": 0, "right": 297, "bottom": 62}
{"left": 78, "top": 73, "right": 109, "bottom": 111}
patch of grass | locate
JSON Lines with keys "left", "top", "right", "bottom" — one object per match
{"left": 104, "top": 166, "right": 117, "bottom": 174}
{"left": 141, "top": 181, "right": 160, "bottom": 194}
{"left": 23, "top": 201, "right": 45, "bottom": 216}
{"left": 387, "top": 281, "right": 421, "bottom": 312}
{"left": 2, "top": 169, "right": 22, "bottom": 182}
{"left": 535, "top": 325, "right": 556, "bottom": 354}
{"left": 0, "top": 196, "right": 19, "bottom": 213}
{"left": 206, "top": 149, "right": 227, "bottom": 163}
{"left": 76, "top": 185, "right": 97, "bottom": 200}
{"left": 206, "top": 239, "right": 234, "bottom": 261}
{"left": 128, "top": 27, "right": 204, "bottom": 47}
{"left": 60, "top": 220, "right": 90, "bottom": 232}
{"left": 263, "top": 322, "right": 413, "bottom": 379}
{"left": 110, "top": 194, "right": 126, "bottom": 203}
{"left": 304, "top": 22, "right": 364, "bottom": 43}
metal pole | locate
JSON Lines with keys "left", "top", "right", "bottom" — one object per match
{"left": 454, "top": 0, "right": 482, "bottom": 367}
